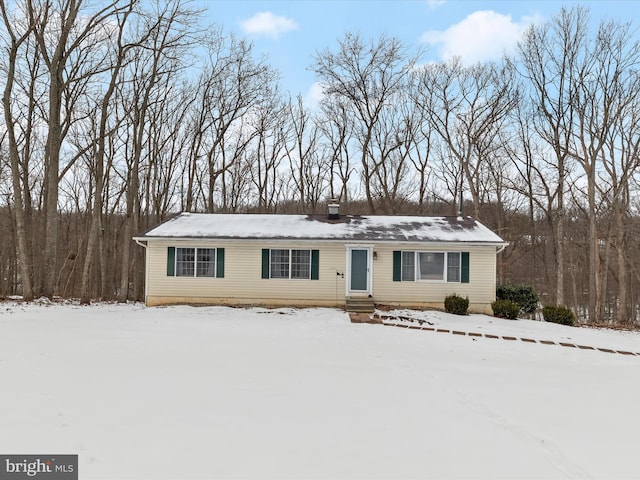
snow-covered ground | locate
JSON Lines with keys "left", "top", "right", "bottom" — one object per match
{"left": 1, "top": 300, "right": 639, "bottom": 479}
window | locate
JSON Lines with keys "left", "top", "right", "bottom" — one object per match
{"left": 197, "top": 248, "right": 216, "bottom": 277}
{"left": 394, "top": 250, "right": 463, "bottom": 282}
{"left": 270, "top": 249, "right": 291, "bottom": 279}
{"left": 291, "top": 249, "right": 311, "bottom": 279}
{"left": 176, "top": 248, "right": 195, "bottom": 277}
{"left": 418, "top": 252, "right": 445, "bottom": 280}
{"left": 269, "top": 249, "right": 310, "bottom": 279}
{"left": 169, "top": 247, "right": 222, "bottom": 278}
{"left": 262, "top": 249, "right": 319, "bottom": 280}
{"left": 401, "top": 251, "right": 415, "bottom": 281}
{"left": 447, "top": 252, "right": 460, "bottom": 282}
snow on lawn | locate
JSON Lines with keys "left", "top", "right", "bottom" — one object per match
{"left": 1, "top": 301, "right": 639, "bottom": 479}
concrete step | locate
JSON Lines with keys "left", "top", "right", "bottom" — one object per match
{"left": 345, "top": 297, "right": 375, "bottom": 313}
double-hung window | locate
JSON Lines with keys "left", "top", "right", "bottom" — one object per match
{"left": 291, "top": 249, "right": 311, "bottom": 279}
{"left": 395, "top": 251, "right": 464, "bottom": 283}
{"left": 196, "top": 248, "right": 216, "bottom": 277}
{"left": 176, "top": 247, "right": 196, "bottom": 277}
{"left": 262, "top": 248, "right": 319, "bottom": 280}
{"left": 167, "top": 247, "right": 224, "bottom": 278}
{"left": 269, "top": 249, "right": 311, "bottom": 279}
{"left": 401, "top": 252, "right": 415, "bottom": 281}
{"left": 270, "top": 249, "right": 294, "bottom": 279}
{"left": 446, "top": 252, "right": 461, "bottom": 282}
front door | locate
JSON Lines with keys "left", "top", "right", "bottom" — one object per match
{"left": 349, "top": 248, "right": 370, "bottom": 294}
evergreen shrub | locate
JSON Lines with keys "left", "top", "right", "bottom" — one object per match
{"left": 444, "top": 294, "right": 469, "bottom": 315}
{"left": 496, "top": 284, "right": 540, "bottom": 314}
{"left": 491, "top": 299, "right": 520, "bottom": 319}
{"left": 542, "top": 305, "right": 576, "bottom": 326}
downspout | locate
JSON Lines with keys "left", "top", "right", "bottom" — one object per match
{"left": 133, "top": 239, "right": 148, "bottom": 304}
{"left": 495, "top": 242, "right": 509, "bottom": 289}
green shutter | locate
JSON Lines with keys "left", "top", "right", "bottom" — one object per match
{"left": 167, "top": 247, "right": 175, "bottom": 276}
{"left": 393, "top": 251, "right": 401, "bottom": 281}
{"left": 216, "top": 248, "right": 225, "bottom": 278}
{"left": 311, "top": 250, "right": 319, "bottom": 280}
{"left": 262, "top": 249, "right": 270, "bottom": 279}
{"left": 461, "top": 252, "right": 470, "bottom": 283}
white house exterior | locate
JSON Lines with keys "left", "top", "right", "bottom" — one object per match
{"left": 134, "top": 212, "right": 507, "bottom": 313}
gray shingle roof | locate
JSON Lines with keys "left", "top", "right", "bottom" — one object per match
{"left": 137, "top": 212, "right": 506, "bottom": 245}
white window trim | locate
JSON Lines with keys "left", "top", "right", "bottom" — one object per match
{"left": 269, "top": 248, "right": 312, "bottom": 280}
{"left": 401, "top": 250, "right": 461, "bottom": 283}
{"left": 175, "top": 247, "right": 217, "bottom": 278}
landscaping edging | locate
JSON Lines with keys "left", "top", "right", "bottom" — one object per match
{"left": 349, "top": 312, "right": 640, "bottom": 357}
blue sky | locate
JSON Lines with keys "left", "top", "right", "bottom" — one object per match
{"left": 198, "top": 1, "right": 638, "bottom": 101}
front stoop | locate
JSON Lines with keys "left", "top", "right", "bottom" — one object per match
{"left": 349, "top": 312, "right": 382, "bottom": 324}
{"left": 345, "top": 297, "right": 375, "bottom": 313}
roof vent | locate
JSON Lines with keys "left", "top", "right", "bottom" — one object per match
{"left": 328, "top": 199, "right": 340, "bottom": 220}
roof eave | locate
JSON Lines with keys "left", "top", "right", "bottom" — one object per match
{"left": 135, "top": 235, "right": 507, "bottom": 246}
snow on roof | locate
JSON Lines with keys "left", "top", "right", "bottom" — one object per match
{"left": 137, "top": 212, "right": 505, "bottom": 244}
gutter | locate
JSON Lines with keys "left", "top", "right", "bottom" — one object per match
{"left": 497, "top": 243, "right": 509, "bottom": 254}
{"left": 134, "top": 238, "right": 148, "bottom": 249}
{"left": 133, "top": 236, "right": 507, "bottom": 247}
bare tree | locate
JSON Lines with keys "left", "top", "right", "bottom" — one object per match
{"left": 29, "top": 0, "right": 133, "bottom": 298}
{"left": 248, "top": 93, "right": 288, "bottom": 212}
{"left": 283, "top": 94, "right": 324, "bottom": 212}
{"left": 143, "top": 81, "right": 191, "bottom": 221}
{"left": 518, "top": 5, "right": 640, "bottom": 321}
{"left": 1, "top": 0, "right": 35, "bottom": 299}
{"left": 312, "top": 33, "right": 418, "bottom": 213}
{"left": 184, "top": 30, "right": 276, "bottom": 212}
{"left": 516, "top": 6, "right": 587, "bottom": 307}
{"left": 597, "top": 74, "right": 640, "bottom": 323}
{"left": 367, "top": 104, "right": 412, "bottom": 213}
{"left": 79, "top": 1, "right": 135, "bottom": 304}
{"left": 117, "top": 0, "right": 198, "bottom": 302}
{"left": 568, "top": 16, "right": 640, "bottom": 322}
{"left": 413, "top": 58, "right": 517, "bottom": 220}
{"left": 317, "top": 96, "right": 355, "bottom": 205}
{"left": 503, "top": 99, "right": 560, "bottom": 297}
{"left": 402, "top": 94, "right": 434, "bottom": 214}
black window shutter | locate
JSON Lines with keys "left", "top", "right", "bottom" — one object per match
{"left": 393, "top": 251, "right": 401, "bottom": 281}
{"left": 167, "top": 247, "right": 175, "bottom": 276}
{"left": 262, "top": 249, "right": 270, "bottom": 279}
{"left": 216, "top": 248, "right": 225, "bottom": 278}
{"left": 311, "top": 250, "right": 320, "bottom": 280}
{"left": 461, "top": 252, "right": 470, "bottom": 283}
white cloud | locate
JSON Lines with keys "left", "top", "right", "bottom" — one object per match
{"left": 303, "top": 82, "right": 325, "bottom": 111}
{"left": 240, "top": 11, "right": 299, "bottom": 40}
{"left": 421, "top": 10, "right": 541, "bottom": 64}
{"left": 426, "top": 0, "right": 446, "bottom": 10}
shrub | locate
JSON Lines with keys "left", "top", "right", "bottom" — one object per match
{"left": 496, "top": 284, "right": 540, "bottom": 314}
{"left": 542, "top": 305, "right": 576, "bottom": 326}
{"left": 491, "top": 299, "right": 520, "bottom": 320}
{"left": 444, "top": 294, "right": 469, "bottom": 315}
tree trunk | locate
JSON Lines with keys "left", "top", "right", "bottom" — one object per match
{"left": 1, "top": 10, "right": 34, "bottom": 300}
{"left": 616, "top": 204, "right": 628, "bottom": 323}
{"left": 80, "top": 11, "right": 129, "bottom": 303}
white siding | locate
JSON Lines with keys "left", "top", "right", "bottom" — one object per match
{"left": 370, "top": 244, "right": 497, "bottom": 313}
{"left": 145, "top": 240, "right": 346, "bottom": 307}
{"left": 143, "top": 239, "right": 498, "bottom": 313}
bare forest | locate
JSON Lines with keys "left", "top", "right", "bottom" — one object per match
{"left": 2, "top": 1, "right": 640, "bottom": 324}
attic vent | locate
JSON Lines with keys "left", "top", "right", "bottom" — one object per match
{"left": 328, "top": 200, "right": 340, "bottom": 220}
